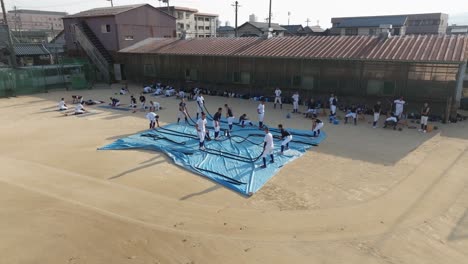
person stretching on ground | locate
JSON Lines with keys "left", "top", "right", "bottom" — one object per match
{"left": 239, "top": 114, "right": 253, "bottom": 127}
{"left": 146, "top": 111, "right": 159, "bottom": 129}
{"left": 384, "top": 115, "right": 399, "bottom": 130}
{"left": 109, "top": 97, "right": 120, "bottom": 107}
{"left": 58, "top": 98, "right": 67, "bottom": 111}
{"left": 130, "top": 96, "right": 137, "bottom": 108}
{"left": 260, "top": 127, "right": 275, "bottom": 169}
{"left": 74, "top": 103, "right": 86, "bottom": 115}
{"left": 278, "top": 124, "right": 293, "bottom": 155}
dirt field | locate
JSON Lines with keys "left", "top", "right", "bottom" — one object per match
{"left": 0, "top": 84, "right": 467, "bottom": 264}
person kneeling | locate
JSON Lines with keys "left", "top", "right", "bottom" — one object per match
{"left": 312, "top": 115, "right": 324, "bottom": 137}
{"left": 384, "top": 115, "right": 399, "bottom": 130}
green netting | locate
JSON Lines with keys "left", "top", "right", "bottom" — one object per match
{"left": 0, "top": 60, "right": 97, "bottom": 97}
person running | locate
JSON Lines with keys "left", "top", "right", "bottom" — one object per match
{"left": 224, "top": 104, "right": 235, "bottom": 137}
{"left": 329, "top": 93, "right": 338, "bottom": 122}
{"left": 278, "top": 124, "right": 293, "bottom": 155}
{"left": 130, "top": 95, "right": 137, "bottom": 108}
{"left": 109, "top": 97, "right": 120, "bottom": 107}
{"left": 260, "top": 127, "right": 275, "bottom": 169}
{"left": 146, "top": 111, "right": 159, "bottom": 129}
{"left": 196, "top": 93, "right": 205, "bottom": 119}
{"left": 312, "top": 115, "right": 324, "bottom": 137}
{"left": 257, "top": 100, "right": 266, "bottom": 129}
{"left": 239, "top": 114, "right": 253, "bottom": 127}
{"left": 394, "top": 96, "right": 406, "bottom": 119}
{"left": 344, "top": 104, "right": 357, "bottom": 125}
{"left": 58, "top": 98, "right": 67, "bottom": 111}
{"left": 177, "top": 98, "right": 189, "bottom": 125}
{"left": 292, "top": 91, "right": 300, "bottom": 113}
{"left": 139, "top": 94, "right": 146, "bottom": 110}
{"left": 274, "top": 87, "right": 282, "bottom": 109}
{"left": 419, "top": 102, "right": 430, "bottom": 133}
{"left": 373, "top": 101, "right": 382, "bottom": 128}
{"left": 195, "top": 112, "right": 208, "bottom": 150}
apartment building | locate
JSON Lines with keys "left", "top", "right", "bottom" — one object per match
{"left": 156, "top": 6, "right": 218, "bottom": 38}
{"left": 1, "top": 9, "right": 67, "bottom": 32}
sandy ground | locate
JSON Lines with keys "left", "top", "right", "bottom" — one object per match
{"left": 0, "top": 84, "right": 467, "bottom": 264}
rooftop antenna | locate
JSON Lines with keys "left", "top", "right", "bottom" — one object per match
{"left": 288, "top": 11, "right": 291, "bottom": 26}
{"left": 268, "top": 0, "right": 272, "bottom": 29}
{"left": 305, "top": 18, "right": 311, "bottom": 27}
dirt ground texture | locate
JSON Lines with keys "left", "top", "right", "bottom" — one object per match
{"left": 0, "top": 84, "right": 467, "bottom": 264}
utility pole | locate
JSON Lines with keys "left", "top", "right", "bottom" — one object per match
{"left": 1, "top": 0, "right": 18, "bottom": 67}
{"left": 107, "top": 0, "right": 114, "bottom": 7}
{"left": 305, "top": 18, "right": 311, "bottom": 27}
{"left": 232, "top": 1, "right": 240, "bottom": 37}
{"left": 288, "top": 11, "right": 290, "bottom": 26}
{"left": 268, "top": 0, "right": 272, "bottom": 29}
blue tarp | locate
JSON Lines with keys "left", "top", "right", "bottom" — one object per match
{"left": 100, "top": 117, "right": 326, "bottom": 196}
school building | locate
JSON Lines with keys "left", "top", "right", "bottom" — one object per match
{"left": 116, "top": 35, "right": 468, "bottom": 118}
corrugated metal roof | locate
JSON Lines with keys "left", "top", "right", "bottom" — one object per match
{"left": 64, "top": 4, "right": 147, "bottom": 18}
{"left": 14, "top": 43, "right": 51, "bottom": 56}
{"left": 119, "top": 35, "right": 468, "bottom": 63}
{"left": 337, "top": 16, "right": 407, "bottom": 28}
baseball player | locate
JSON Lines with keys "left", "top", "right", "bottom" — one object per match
{"left": 58, "top": 98, "right": 67, "bottom": 111}
{"left": 139, "top": 94, "right": 146, "bottom": 110}
{"left": 213, "top": 107, "right": 222, "bottom": 139}
{"left": 257, "top": 100, "right": 266, "bottom": 129}
{"left": 224, "top": 104, "right": 235, "bottom": 137}
{"left": 109, "top": 97, "right": 120, "bottom": 107}
{"left": 292, "top": 92, "right": 299, "bottom": 113}
{"left": 146, "top": 111, "right": 159, "bottom": 129}
{"left": 239, "top": 114, "right": 253, "bottom": 127}
{"left": 195, "top": 112, "right": 208, "bottom": 150}
{"left": 373, "top": 101, "right": 382, "bottom": 128}
{"left": 329, "top": 93, "right": 338, "bottom": 122}
{"left": 393, "top": 96, "right": 406, "bottom": 119}
{"left": 130, "top": 95, "right": 137, "bottom": 108}
{"left": 312, "top": 115, "right": 324, "bottom": 137}
{"left": 260, "top": 127, "right": 275, "bottom": 168}
{"left": 278, "top": 124, "right": 293, "bottom": 155}
{"left": 196, "top": 93, "right": 205, "bottom": 119}
{"left": 419, "top": 102, "right": 430, "bottom": 133}
{"left": 177, "top": 98, "right": 188, "bottom": 124}
{"left": 274, "top": 87, "right": 282, "bottom": 109}
{"left": 344, "top": 105, "right": 358, "bottom": 125}
{"left": 384, "top": 115, "right": 399, "bottom": 130}
{"left": 74, "top": 103, "right": 86, "bottom": 115}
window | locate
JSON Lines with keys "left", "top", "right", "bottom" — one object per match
{"left": 177, "top": 12, "right": 184, "bottom": 19}
{"left": 186, "top": 24, "right": 190, "bottom": 29}
{"left": 205, "top": 26, "right": 210, "bottom": 30}
{"left": 205, "top": 35, "right": 211, "bottom": 38}
{"left": 101, "top": 24, "right": 111, "bottom": 33}
{"left": 198, "top": 26, "right": 204, "bottom": 30}
{"left": 205, "top": 18, "right": 210, "bottom": 22}
{"left": 185, "top": 13, "right": 190, "bottom": 19}
{"left": 177, "top": 23, "right": 184, "bottom": 29}
{"left": 369, "top": 28, "right": 377, "bottom": 35}
{"left": 124, "top": 35, "right": 134, "bottom": 41}
{"left": 198, "top": 35, "right": 205, "bottom": 38}
{"left": 345, "top": 28, "right": 357, "bottom": 35}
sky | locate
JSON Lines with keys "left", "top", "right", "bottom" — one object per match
{"left": 4, "top": 0, "right": 468, "bottom": 28}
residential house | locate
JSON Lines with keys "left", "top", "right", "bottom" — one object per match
{"left": 331, "top": 13, "right": 448, "bottom": 36}
{"left": 217, "top": 26, "right": 235, "bottom": 37}
{"left": 281, "top": 25, "right": 304, "bottom": 36}
{"left": 236, "top": 22, "right": 286, "bottom": 37}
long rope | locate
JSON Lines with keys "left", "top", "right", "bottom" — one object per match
{"left": 195, "top": 167, "right": 246, "bottom": 185}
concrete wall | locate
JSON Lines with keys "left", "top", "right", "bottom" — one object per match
{"left": 406, "top": 13, "right": 448, "bottom": 34}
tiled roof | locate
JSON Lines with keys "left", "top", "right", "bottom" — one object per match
{"left": 336, "top": 15, "right": 408, "bottom": 28}
{"left": 14, "top": 43, "right": 51, "bottom": 56}
{"left": 281, "top": 25, "right": 304, "bottom": 34}
{"left": 217, "top": 26, "right": 235, "bottom": 32}
{"left": 119, "top": 35, "right": 468, "bottom": 64}
{"left": 64, "top": 4, "right": 147, "bottom": 18}
{"left": 241, "top": 22, "right": 286, "bottom": 32}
